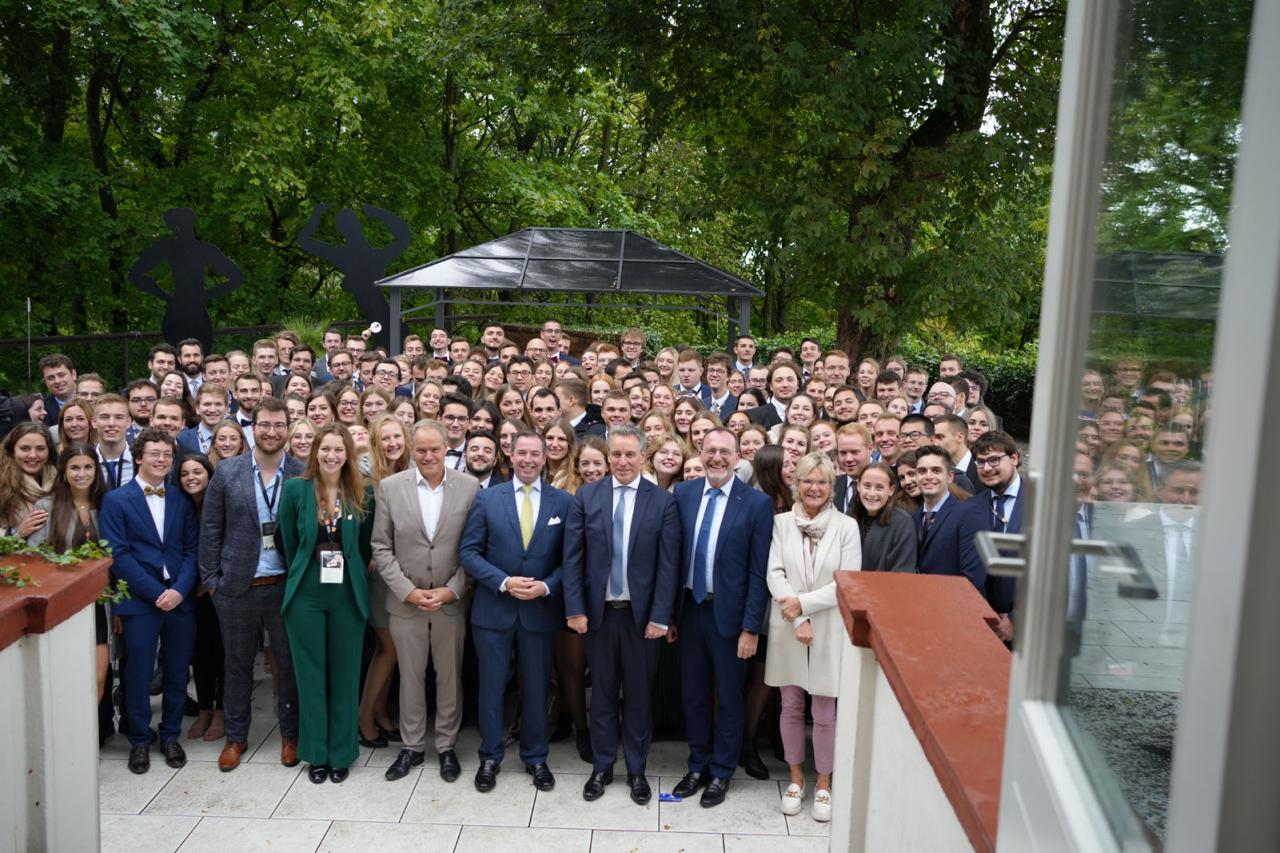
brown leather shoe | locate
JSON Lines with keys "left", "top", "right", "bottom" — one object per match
{"left": 218, "top": 741, "right": 246, "bottom": 772}
{"left": 281, "top": 737, "right": 299, "bottom": 767}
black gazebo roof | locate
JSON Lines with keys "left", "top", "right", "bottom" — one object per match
{"left": 376, "top": 227, "right": 763, "bottom": 297}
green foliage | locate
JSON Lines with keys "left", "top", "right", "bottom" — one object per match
{"left": 0, "top": 565, "right": 35, "bottom": 589}
{"left": 899, "top": 337, "right": 1039, "bottom": 439}
{"left": 98, "top": 579, "right": 131, "bottom": 606}
{"left": 0, "top": 535, "right": 112, "bottom": 565}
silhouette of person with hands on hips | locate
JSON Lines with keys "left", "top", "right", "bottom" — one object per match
{"left": 298, "top": 204, "right": 411, "bottom": 346}
{"left": 128, "top": 208, "right": 244, "bottom": 353}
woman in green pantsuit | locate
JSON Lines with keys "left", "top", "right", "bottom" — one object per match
{"left": 279, "top": 423, "right": 373, "bottom": 784}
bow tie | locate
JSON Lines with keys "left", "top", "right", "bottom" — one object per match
{"left": 144, "top": 485, "right": 166, "bottom": 497}
{"left": 446, "top": 449, "right": 463, "bottom": 457}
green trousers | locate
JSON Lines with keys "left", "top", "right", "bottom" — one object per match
{"left": 283, "top": 562, "right": 366, "bottom": 768}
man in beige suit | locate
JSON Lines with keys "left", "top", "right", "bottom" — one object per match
{"left": 372, "top": 419, "right": 479, "bottom": 783}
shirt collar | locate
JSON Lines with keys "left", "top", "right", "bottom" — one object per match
{"left": 415, "top": 466, "right": 445, "bottom": 491}
{"left": 924, "top": 491, "right": 950, "bottom": 513}
{"left": 515, "top": 477, "right": 541, "bottom": 495}
{"left": 999, "top": 473, "right": 1022, "bottom": 499}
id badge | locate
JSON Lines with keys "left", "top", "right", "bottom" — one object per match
{"left": 319, "top": 550, "right": 345, "bottom": 584}
{"left": 261, "top": 521, "right": 278, "bottom": 551}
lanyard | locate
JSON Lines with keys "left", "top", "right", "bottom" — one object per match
{"left": 319, "top": 493, "right": 343, "bottom": 541}
{"left": 255, "top": 463, "right": 283, "bottom": 520}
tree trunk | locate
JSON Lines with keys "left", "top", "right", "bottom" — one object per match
{"left": 836, "top": 300, "right": 883, "bottom": 364}
{"left": 85, "top": 55, "right": 128, "bottom": 331}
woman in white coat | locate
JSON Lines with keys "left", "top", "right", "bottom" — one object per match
{"left": 765, "top": 451, "right": 861, "bottom": 823}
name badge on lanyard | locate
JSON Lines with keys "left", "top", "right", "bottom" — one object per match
{"left": 257, "top": 465, "right": 282, "bottom": 550}
{"left": 319, "top": 550, "right": 345, "bottom": 584}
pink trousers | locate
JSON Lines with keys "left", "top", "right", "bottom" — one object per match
{"left": 780, "top": 685, "right": 837, "bottom": 775}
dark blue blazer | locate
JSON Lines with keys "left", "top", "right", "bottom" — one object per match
{"left": 913, "top": 495, "right": 987, "bottom": 593}
{"left": 175, "top": 426, "right": 207, "bottom": 458}
{"left": 672, "top": 476, "right": 773, "bottom": 637}
{"left": 99, "top": 479, "right": 199, "bottom": 616}
{"left": 562, "top": 477, "right": 682, "bottom": 632}
{"left": 675, "top": 384, "right": 714, "bottom": 407}
{"left": 709, "top": 393, "right": 738, "bottom": 420}
{"left": 42, "top": 394, "right": 63, "bottom": 428}
{"left": 976, "top": 485, "right": 1025, "bottom": 615}
{"left": 459, "top": 479, "right": 572, "bottom": 632}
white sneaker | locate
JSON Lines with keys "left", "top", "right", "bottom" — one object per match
{"left": 781, "top": 782, "right": 805, "bottom": 816}
{"left": 813, "top": 789, "right": 832, "bottom": 822}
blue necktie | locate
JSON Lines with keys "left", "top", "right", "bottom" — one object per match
{"left": 692, "top": 487, "right": 722, "bottom": 603}
{"left": 993, "top": 494, "right": 1010, "bottom": 531}
{"left": 610, "top": 485, "right": 630, "bottom": 597}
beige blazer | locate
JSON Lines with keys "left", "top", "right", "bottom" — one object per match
{"left": 371, "top": 466, "right": 479, "bottom": 619}
{"left": 763, "top": 508, "right": 861, "bottom": 697}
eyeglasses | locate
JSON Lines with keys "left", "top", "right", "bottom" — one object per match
{"left": 142, "top": 450, "right": 174, "bottom": 460}
{"left": 338, "top": 400, "right": 359, "bottom": 409}
{"left": 974, "top": 454, "right": 1008, "bottom": 469}
{"left": 255, "top": 422, "right": 288, "bottom": 432}
{"left": 927, "top": 392, "right": 955, "bottom": 402}
{"left": 441, "top": 414, "right": 468, "bottom": 423}
{"left": 129, "top": 396, "right": 158, "bottom": 404}
{"left": 375, "top": 370, "right": 399, "bottom": 378}
{"left": 900, "top": 430, "right": 928, "bottom": 440}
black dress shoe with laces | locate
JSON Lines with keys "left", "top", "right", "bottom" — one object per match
{"left": 160, "top": 740, "right": 187, "bottom": 769}
{"left": 385, "top": 748, "right": 424, "bottom": 781}
{"left": 700, "top": 776, "right": 730, "bottom": 807}
{"left": 475, "top": 758, "right": 501, "bottom": 792}
{"left": 128, "top": 743, "right": 150, "bottom": 775}
{"left": 526, "top": 762, "right": 555, "bottom": 791}
{"left": 627, "top": 773, "right": 652, "bottom": 805}
{"left": 671, "top": 770, "right": 708, "bottom": 799}
{"left": 582, "top": 769, "right": 613, "bottom": 800}
{"left": 308, "top": 764, "right": 329, "bottom": 784}
{"left": 438, "top": 749, "right": 461, "bottom": 783}
{"left": 329, "top": 766, "right": 349, "bottom": 783}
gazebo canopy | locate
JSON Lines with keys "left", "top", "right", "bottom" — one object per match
{"left": 375, "top": 228, "right": 762, "bottom": 354}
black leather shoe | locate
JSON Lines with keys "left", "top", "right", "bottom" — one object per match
{"left": 575, "top": 728, "right": 593, "bottom": 764}
{"left": 359, "top": 728, "right": 388, "bottom": 749}
{"left": 380, "top": 726, "right": 402, "bottom": 743}
{"left": 627, "top": 773, "right": 652, "bottom": 805}
{"left": 308, "top": 764, "right": 329, "bottom": 784}
{"left": 160, "top": 740, "right": 186, "bottom": 769}
{"left": 582, "top": 769, "right": 613, "bottom": 801}
{"left": 700, "top": 776, "right": 730, "bottom": 807}
{"left": 438, "top": 749, "right": 461, "bottom": 783}
{"left": 671, "top": 770, "right": 708, "bottom": 799}
{"left": 128, "top": 743, "right": 150, "bottom": 775}
{"left": 526, "top": 762, "right": 555, "bottom": 791}
{"left": 740, "top": 741, "right": 769, "bottom": 780}
{"left": 475, "top": 758, "right": 501, "bottom": 792}
{"left": 385, "top": 748, "right": 424, "bottom": 781}
{"left": 329, "top": 766, "right": 349, "bottom": 783}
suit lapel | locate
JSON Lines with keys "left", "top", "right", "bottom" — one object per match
{"left": 405, "top": 472, "right": 431, "bottom": 545}
{"left": 499, "top": 481, "right": 523, "bottom": 549}
{"left": 527, "top": 483, "right": 557, "bottom": 552}
{"left": 920, "top": 498, "right": 955, "bottom": 552}
{"left": 128, "top": 483, "right": 162, "bottom": 547}
{"left": 626, "top": 478, "right": 652, "bottom": 565}
{"left": 713, "top": 479, "right": 744, "bottom": 564}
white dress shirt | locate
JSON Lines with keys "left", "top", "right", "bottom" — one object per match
{"left": 415, "top": 467, "right": 445, "bottom": 541}
{"left": 607, "top": 476, "right": 636, "bottom": 602}
{"left": 141, "top": 480, "right": 169, "bottom": 580}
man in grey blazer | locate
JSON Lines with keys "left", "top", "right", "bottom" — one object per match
{"left": 372, "top": 419, "right": 480, "bottom": 783}
{"left": 198, "top": 398, "right": 304, "bottom": 772}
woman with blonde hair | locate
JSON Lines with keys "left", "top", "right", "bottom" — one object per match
{"left": 649, "top": 383, "right": 676, "bottom": 415}
{"left": 414, "top": 380, "right": 444, "bottom": 421}
{"left": 653, "top": 347, "right": 679, "bottom": 386}
{"left": 639, "top": 410, "right": 677, "bottom": 446}
{"left": 1100, "top": 439, "right": 1155, "bottom": 501}
{"left": 359, "top": 387, "right": 391, "bottom": 423}
{"left": 643, "top": 433, "right": 689, "bottom": 492}
{"left": 55, "top": 398, "right": 96, "bottom": 454}
{"left": 287, "top": 418, "right": 318, "bottom": 465}
{"left": 209, "top": 420, "right": 248, "bottom": 469}
{"left": 543, "top": 418, "right": 577, "bottom": 490}
{"left": 766, "top": 451, "right": 861, "bottom": 822}
{"left": 0, "top": 422, "right": 57, "bottom": 538}
{"left": 854, "top": 358, "right": 880, "bottom": 401}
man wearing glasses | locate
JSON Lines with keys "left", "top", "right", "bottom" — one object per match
{"left": 973, "top": 431, "right": 1024, "bottom": 644}
{"left": 198, "top": 398, "right": 305, "bottom": 773}
{"left": 440, "top": 394, "right": 472, "bottom": 472}
{"left": 100, "top": 428, "right": 199, "bottom": 774}
{"left": 925, "top": 381, "right": 961, "bottom": 415}
{"left": 619, "top": 328, "right": 646, "bottom": 368}
{"left": 541, "top": 320, "right": 579, "bottom": 366}
{"left": 704, "top": 353, "right": 738, "bottom": 419}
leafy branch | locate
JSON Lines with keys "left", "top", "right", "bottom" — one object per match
{"left": 98, "top": 580, "right": 131, "bottom": 606}
{"left": 0, "top": 566, "right": 35, "bottom": 589}
{"left": 0, "top": 536, "right": 112, "bottom": 565}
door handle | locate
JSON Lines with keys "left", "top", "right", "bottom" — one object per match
{"left": 975, "top": 531, "right": 1159, "bottom": 599}
{"left": 975, "top": 530, "right": 1028, "bottom": 577}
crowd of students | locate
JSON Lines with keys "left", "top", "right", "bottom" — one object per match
{"left": 0, "top": 320, "right": 1203, "bottom": 821}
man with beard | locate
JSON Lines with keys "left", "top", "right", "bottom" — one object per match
{"left": 973, "top": 431, "right": 1024, "bottom": 644}
{"left": 464, "top": 430, "right": 504, "bottom": 488}
{"left": 178, "top": 338, "right": 205, "bottom": 396}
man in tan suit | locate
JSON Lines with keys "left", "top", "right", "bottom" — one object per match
{"left": 372, "top": 419, "right": 479, "bottom": 783}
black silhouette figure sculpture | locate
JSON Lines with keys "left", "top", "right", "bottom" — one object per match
{"left": 298, "top": 204, "right": 411, "bottom": 345}
{"left": 128, "top": 208, "right": 245, "bottom": 353}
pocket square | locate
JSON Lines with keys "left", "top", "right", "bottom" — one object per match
{"left": 547, "top": 516, "right": 562, "bottom": 526}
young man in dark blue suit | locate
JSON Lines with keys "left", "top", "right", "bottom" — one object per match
{"left": 973, "top": 431, "right": 1024, "bottom": 644}
{"left": 563, "top": 425, "right": 681, "bottom": 805}
{"left": 459, "top": 431, "right": 572, "bottom": 794}
{"left": 99, "top": 428, "right": 199, "bottom": 775}
{"left": 670, "top": 428, "right": 773, "bottom": 807}
{"left": 912, "top": 445, "right": 987, "bottom": 594}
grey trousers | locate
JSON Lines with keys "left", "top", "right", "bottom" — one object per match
{"left": 389, "top": 610, "right": 466, "bottom": 754}
{"left": 213, "top": 582, "right": 298, "bottom": 743}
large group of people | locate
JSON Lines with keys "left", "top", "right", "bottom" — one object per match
{"left": 0, "top": 321, "right": 1204, "bottom": 821}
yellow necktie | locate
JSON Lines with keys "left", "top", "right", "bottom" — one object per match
{"left": 520, "top": 484, "right": 534, "bottom": 548}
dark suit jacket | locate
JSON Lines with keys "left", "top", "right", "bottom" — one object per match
{"left": 99, "top": 479, "right": 199, "bottom": 616}
{"left": 672, "top": 476, "right": 773, "bottom": 637}
{"left": 459, "top": 479, "right": 572, "bottom": 632}
{"left": 198, "top": 452, "right": 305, "bottom": 595}
{"left": 42, "top": 394, "right": 65, "bottom": 428}
{"left": 675, "top": 384, "right": 714, "bottom": 407}
{"left": 572, "top": 406, "right": 606, "bottom": 441}
{"left": 913, "top": 495, "right": 987, "bottom": 593}
{"left": 176, "top": 425, "right": 208, "bottom": 458}
{"left": 833, "top": 474, "right": 859, "bottom": 516}
{"left": 747, "top": 402, "right": 783, "bottom": 429}
{"left": 562, "top": 477, "right": 681, "bottom": 632}
{"left": 976, "top": 484, "right": 1026, "bottom": 615}
{"left": 277, "top": 477, "right": 373, "bottom": 619}
{"left": 708, "top": 393, "right": 738, "bottom": 420}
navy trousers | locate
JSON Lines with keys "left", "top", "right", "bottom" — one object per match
{"left": 120, "top": 608, "right": 197, "bottom": 746}
{"left": 679, "top": 594, "right": 748, "bottom": 779}
{"left": 585, "top": 605, "right": 660, "bottom": 774}
{"left": 473, "top": 621, "right": 555, "bottom": 765}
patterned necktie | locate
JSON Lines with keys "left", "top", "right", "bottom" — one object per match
{"left": 920, "top": 510, "right": 936, "bottom": 543}
{"left": 520, "top": 484, "right": 535, "bottom": 548}
{"left": 610, "top": 485, "right": 630, "bottom": 596}
{"left": 144, "top": 485, "right": 166, "bottom": 497}
{"left": 993, "top": 494, "right": 1009, "bottom": 531}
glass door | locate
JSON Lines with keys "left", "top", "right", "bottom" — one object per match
{"left": 996, "top": 0, "right": 1260, "bottom": 849}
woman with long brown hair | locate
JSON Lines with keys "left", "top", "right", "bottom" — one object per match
{"left": 278, "top": 423, "right": 373, "bottom": 784}
{"left": 55, "top": 399, "right": 96, "bottom": 454}
{"left": 0, "top": 422, "right": 57, "bottom": 538}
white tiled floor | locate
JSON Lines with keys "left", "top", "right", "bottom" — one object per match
{"left": 99, "top": 676, "right": 829, "bottom": 852}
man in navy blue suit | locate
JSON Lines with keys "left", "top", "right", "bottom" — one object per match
{"left": 459, "top": 431, "right": 572, "bottom": 794}
{"left": 973, "top": 431, "right": 1024, "bottom": 644}
{"left": 670, "top": 427, "right": 773, "bottom": 807}
{"left": 703, "top": 352, "right": 738, "bottom": 420}
{"left": 673, "top": 350, "right": 714, "bottom": 406}
{"left": 912, "top": 444, "right": 987, "bottom": 593}
{"left": 99, "top": 428, "right": 199, "bottom": 775}
{"left": 563, "top": 425, "right": 681, "bottom": 805}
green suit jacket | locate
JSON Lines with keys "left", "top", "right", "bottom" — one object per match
{"left": 278, "top": 478, "right": 374, "bottom": 619}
